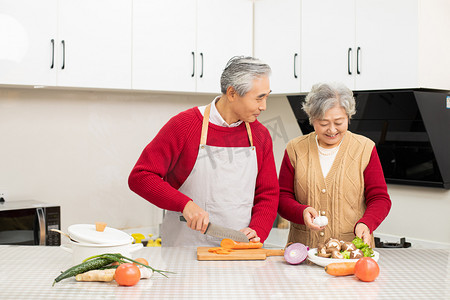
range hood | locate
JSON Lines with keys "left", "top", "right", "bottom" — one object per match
{"left": 287, "top": 89, "right": 450, "bottom": 189}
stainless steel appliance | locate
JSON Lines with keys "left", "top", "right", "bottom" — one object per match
{"left": 0, "top": 200, "right": 61, "bottom": 245}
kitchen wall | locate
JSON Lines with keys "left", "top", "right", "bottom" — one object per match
{"left": 1, "top": 87, "right": 449, "bottom": 246}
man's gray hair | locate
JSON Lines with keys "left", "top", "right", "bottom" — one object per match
{"left": 220, "top": 56, "right": 271, "bottom": 96}
{"left": 302, "top": 82, "right": 356, "bottom": 124}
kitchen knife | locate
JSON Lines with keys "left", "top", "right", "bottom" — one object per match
{"left": 179, "top": 216, "right": 249, "bottom": 243}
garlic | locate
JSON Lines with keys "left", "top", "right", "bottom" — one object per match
{"left": 313, "top": 215, "right": 328, "bottom": 227}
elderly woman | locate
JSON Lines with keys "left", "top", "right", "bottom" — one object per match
{"left": 129, "top": 56, "right": 279, "bottom": 246}
{"left": 278, "top": 82, "right": 391, "bottom": 248}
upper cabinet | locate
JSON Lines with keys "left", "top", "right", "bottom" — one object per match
{"left": 301, "top": 0, "right": 418, "bottom": 92}
{"left": 0, "top": 0, "right": 132, "bottom": 89}
{"left": 254, "top": 0, "right": 301, "bottom": 94}
{"left": 57, "top": 0, "right": 132, "bottom": 89}
{"left": 0, "top": 0, "right": 58, "bottom": 86}
{"left": 132, "top": 0, "right": 253, "bottom": 94}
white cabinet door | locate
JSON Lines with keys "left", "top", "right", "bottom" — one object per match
{"left": 254, "top": 0, "right": 301, "bottom": 94}
{"left": 132, "top": 0, "right": 196, "bottom": 92}
{"left": 355, "top": 0, "right": 418, "bottom": 90}
{"left": 301, "top": 0, "right": 355, "bottom": 92}
{"left": 0, "top": 0, "right": 57, "bottom": 86}
{"left": 57, "top": 0, "right": 132, "bottom": 89}
{"left": 196, "top": 0, "right": 253, "bottom": 93}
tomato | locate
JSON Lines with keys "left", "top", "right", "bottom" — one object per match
{"left": 115, "top": 263, "right": 141, "bottom": 286}
{"left": 134, "top": 258, "right": 149, "bottom": 266}
{"left": 354, "top": 257, "right": 380, "bottom": 282}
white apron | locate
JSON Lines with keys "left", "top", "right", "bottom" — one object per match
{"left": 161, "top": 104, "right": 258, "bottom": 246}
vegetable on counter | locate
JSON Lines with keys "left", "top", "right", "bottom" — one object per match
{"left": 354, "top": 257, "right": 380, "bottom": 282}
{"left": 114, "top": 263, "right": 141, "bottom": 286}
{"left": 325, "top": 257, "right": 380, "bottom": 282}
{"left": 53, "top": 253, "right": 173, "bottom": 286}
{"left": 75, "top": 269, "right": 116, "bottom": 282}
{"left": 325, "top": 262, "right": 357, "bottom": 276}
{"left": 220, "top": 238, "right": 263, "bottom": 249}
{"left": 284, "top": 243, "right": 308, "bottom": 265}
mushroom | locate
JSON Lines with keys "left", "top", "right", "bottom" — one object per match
{"left": 341, "top": 242, "right": 357, "bottom": 252}
{"left": 317, "top": 243, "right": 331, "bottom": 258}
{"left": 331, "top": 250, "right": 344, "bottom": 259}
{"left": 350, "top": 249, "right": 364, "bottom": 259}
{"left": 325, "top": 238, "right": 341, "bottom": 252}
{"left": 339, "top": 240, "right": 346, "bottom": 247}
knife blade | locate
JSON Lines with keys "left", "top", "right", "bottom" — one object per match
{"left": 179, "top": 216, "right": 249, "bottom": 243}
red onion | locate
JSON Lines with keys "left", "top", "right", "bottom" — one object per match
{"left": 284, "top": 243, "right": 308, "bottom": 265}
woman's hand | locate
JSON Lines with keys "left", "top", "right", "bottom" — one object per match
{"left": 303, "top": 207, "right": 323, "bottom": 231}
{"left": 182, "top": 201, "right": 209, "bottom": 233}
{"left": 240, "top": 227, "right": 260, "bottom": 243}
{"left": 355, "top": 222, "right": 371, "bottom": 245}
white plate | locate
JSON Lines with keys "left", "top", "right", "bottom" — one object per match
{"left": 307, "top": 248, "right": 380, "bottom": 267}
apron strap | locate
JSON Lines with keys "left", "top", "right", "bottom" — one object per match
{"left": 200, "top": 103, "right": 254, "bottom": 147}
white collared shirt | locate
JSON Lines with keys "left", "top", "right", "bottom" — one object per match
{"left": 197, "top": 96, "right": 243, "bottom": 127}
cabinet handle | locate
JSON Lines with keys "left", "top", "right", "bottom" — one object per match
{"left": 357, "top": 46, "right": 361, "bottom": 74}
{"left": 191, "top": 52, "right": 195, "bottom": 77}
{"left": 50, "top": 39, "right": 55, "bottom": 69}
{"left": 200, "top": 52, "right": 204, "bottom": 78}
{"left": 347, "top": 48, "right": 352, "bottom": 75}
{"left": 61, "top": 40, "right": 65, "bottom": 70}
{"left": 294, "top": 53, "right": 298, "bottom": 78}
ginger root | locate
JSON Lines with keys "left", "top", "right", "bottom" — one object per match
{"left": 75, "top": 269, "right": 115, "bottom": 282}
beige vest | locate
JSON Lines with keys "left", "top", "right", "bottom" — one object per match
{"left": 286, "top": 131, "right": 375, "bottom": 248}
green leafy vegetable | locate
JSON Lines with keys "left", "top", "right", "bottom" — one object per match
{"left": 352, "top": 237, "right": 374, "bottom": 257}
{"left": 341, "top": 250, "right": 350, "bottom": 259}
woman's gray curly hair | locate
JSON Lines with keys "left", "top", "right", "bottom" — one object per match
{"left": 302, "top": 82, "right": 356, "bottom": 124}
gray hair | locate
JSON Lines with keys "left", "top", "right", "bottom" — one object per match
{"left": 302, "top": 82, "right": 356, "bottom": 124}
{"left": 220, "top": 56, "right": 271, "bottom": 96}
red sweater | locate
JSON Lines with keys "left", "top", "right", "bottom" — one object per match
{"left": 278, "top": 147, "right": 391, "bottom": 233}
{"left": 129, "top": 107, "right": 279, "bottom": 242}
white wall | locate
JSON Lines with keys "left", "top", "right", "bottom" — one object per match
{"left": 1, "top": 87, "right": 449, "bottom": 245}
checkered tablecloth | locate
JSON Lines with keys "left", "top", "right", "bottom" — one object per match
{"left": 0, "top": 245, "right": 448, "bottom": 299}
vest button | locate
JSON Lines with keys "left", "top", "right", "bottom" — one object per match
{"left": 322, "top": 211, "right": 326, "bottom": 216}
{"left": 321, "top": 189, "right": 326, "bottom": 193}
{"left": 319, "top": 231, "right": 325, "bottom": 237}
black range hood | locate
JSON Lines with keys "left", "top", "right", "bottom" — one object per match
{"left": 287, "top": 89, "right": 450, "bottom": 189}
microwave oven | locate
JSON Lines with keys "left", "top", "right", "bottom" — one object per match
{"left": 0, "top": 200, "right": 61, "bottom": 246}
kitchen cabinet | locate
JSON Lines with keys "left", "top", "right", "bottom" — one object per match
{"left": 0, "top": 0, "right": 131, "bottom": 89}
{"left": 254, "top": 0, "right": 301, "bottom": 94}
{"left": 301, "top": 0, "right": 418, "bottom": 92}
{"left": 132, "top": 0, "right": 253, "bottom": 94}
{"left": 0, "top": 0, "right": 57, "bottom": 86}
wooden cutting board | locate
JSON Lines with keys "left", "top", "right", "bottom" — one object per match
{"left": 197, "top": 247, "right": 285, "bottom": 261}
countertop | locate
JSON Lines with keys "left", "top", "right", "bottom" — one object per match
{"left": 0, "top": 245, "right": 448, "bottom": 299}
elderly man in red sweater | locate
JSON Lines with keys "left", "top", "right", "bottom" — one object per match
{"left": 129, "top": 56, "right": 279, "bottom": 246}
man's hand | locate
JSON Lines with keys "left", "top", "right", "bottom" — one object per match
{"left": 240, "top": 227, "right": 260, "bottom": 243}
{"left": 182, "top": 201, "right": 209, "bottom": 233}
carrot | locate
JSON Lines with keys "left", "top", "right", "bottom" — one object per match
{"left": 325, "top": 262, "right": 357, "bottom": 276}
{"left": 95, "top": 222, "right": 107, "bottom": 232}
{"left": 208, "top": 247, "right": 233, "bottom": 254}
{"left": 220, "top": 238, "right": 263, "bottom": 249}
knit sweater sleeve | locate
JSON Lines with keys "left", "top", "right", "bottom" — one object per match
{"left": 248, "top": 124, "right": 280, "bottom": 243}
{"left": 128, "top": 110, "right": 198, "bottom": 212}
{"left": 278, "top": 149, "right": 309, "bottom": 224}
{"left": 358, "top": 146, "right": 392, "bottom": 233}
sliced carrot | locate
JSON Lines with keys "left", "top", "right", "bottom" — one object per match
{"left": 208, "top": 247, "right": 233, "bottom": 255}
{"left": 220, "top": 238, "right": 263, "bottom": 249}
{"left": 325, "top": 262, "right": 357, "bottom": 276}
